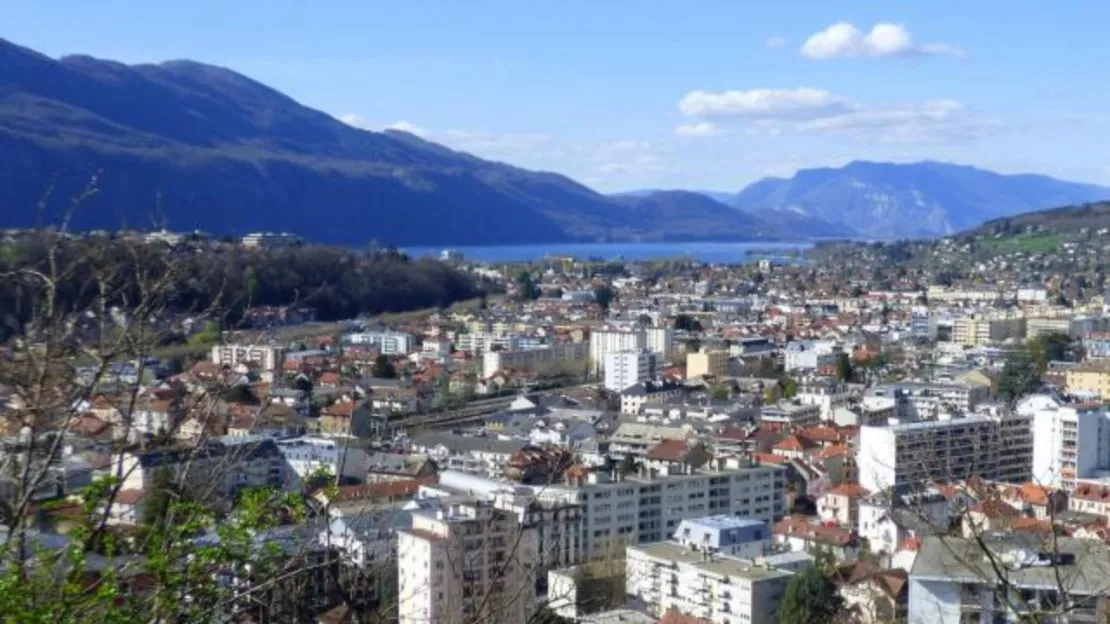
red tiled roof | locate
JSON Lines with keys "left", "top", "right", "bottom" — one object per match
{"left": 646, "top": 439, "right": 690, "bottom": 462}
{"left": 773, "top": 515, "right": 855, "bottom": 546}
{"left": 326, "top": 476, "right": 437, "bottom": 503}
{"left": 827, "top": 483, "right": 871, "bottom": 498}
{"left": 773, "top": 434, "right": 819, "bottom": 453}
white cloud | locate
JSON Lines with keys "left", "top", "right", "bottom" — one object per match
{"left": 675, "top": 122, "right": 720, "bottom": 137}
{"left": 336, "top": 113, "right": 374, "bottom": 129}
{"left": 335, "top": 114, "right": 428, "bottom": 137}
{"left": 765, "top": 35, "right": 788, "bottom": 49}
{"left": 800, "top": 22, "right": 964, "bottom": 59}
{"left": 679, "top": 87, "right": 995, "bottom": 144}
{"left": 678, "top": 88, "right": 849, "bottom": 120}
{"left": 385, "top": 121, "right": 428, "bottom": 137}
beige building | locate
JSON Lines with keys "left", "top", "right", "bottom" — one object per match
{"left": 686, "top": 347, "right": 730, "bottom": 378}
{"left": 951, "top": 315, "right": 1026, "bottom": 346}
{"left": 398, "top": 499, "right": 537, "bottom": 624}
{"left": 1065, "top": 362, "right": 1110, "bottom": 398}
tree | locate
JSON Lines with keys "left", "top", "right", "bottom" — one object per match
{"left": 998, "top": 348, "right": 1041, "bottom": 404}
{"left": 371, "top": 354, "right": 398, "bottom": 379}
{"left": 222, "top": 383, "right": 260, "bottom": 405}
{"left": 834, "top": 352, "right": 854, "bottom": 383}
{"left": 777, "top": 567, "right": 843, "bottom": 624}
{"left": 673, "top": 313, "right": 702, "bottom": 332}
{"left": 515, "top": 270, "right": 541, "bottom": 301}
{"left": 1028, "top": 331, "right": 1074, "bottom": 372}
{"left": 778, "top": 375, "right": 799, "bottom": 399}
{"left": 593, "top": 285, "right": 615, "bottom": 314}
{"left": 711, "top": 384, "right": 731, "bottom": 400}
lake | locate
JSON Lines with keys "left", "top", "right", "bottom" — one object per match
{"left": 404, "top": 241, "right": 813, "bottom": 264}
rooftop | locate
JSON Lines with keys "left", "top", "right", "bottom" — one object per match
{"left": 630, "top": 541, "right": 792, "bottom": 582}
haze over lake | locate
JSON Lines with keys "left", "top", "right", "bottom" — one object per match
{"left": 404, "top": 241, "right": 814, "bottom": 264}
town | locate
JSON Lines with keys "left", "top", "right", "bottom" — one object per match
{"left": 5, "top": 225, "right": 1110, "bottom": 624}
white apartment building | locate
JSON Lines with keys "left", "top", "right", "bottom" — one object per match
{"left": 455, "top": 331, "right": 519, "bottom": 354}
{"left": 604, "top": 349, "right": 657, "bottom": 392}
{"left": 539, "top": 457, "right": 785, "bottom": 560}
{"left": 797, "top": 379, "right": 850, "bottom": 422}
{"left": 1030, "top": 398, "right": 1110, "bottom": 490}
{"left": 644, "top": 327, "right": 674, "bottom": 361}
{"left": 590, "top": 329, "right": 647, "bottom": 375}
{"left": 857, "top": 416, "right": 1022, "bottom": 493}
{"left": 868, "top": 381, "right": 989, "bottom": 421}
{"left": 951, "top": 315, "right": 1026, "bottom": 346}
{"left": 909, "top": 535, "right": 1110, "bottom": 624}
{"left": 673, "top": 515, "right": 771, "bottom": 559}
{"left": 626, "top": 541, "right": 793, "bottom": 624}
{"left": 398, "top": 500, "right": 537, "bottom": 624}
{"left": 345, "top": 330, "right": 413, "bottom": 355}
{"left": 482, "top": 342, "right": 589, "bottom": 379}
{"left": 783, "top": 340, "right": 839, "bottom": 372}
{"left": 210, "top": 344, "right": 284, "bottom": 372}
{"left": 274, "top": 436, "right": 370, "bottom": 488}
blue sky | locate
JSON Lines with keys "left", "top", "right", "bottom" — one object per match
{"left": 4, "top": 1, "right": 1109, "bottom": 192}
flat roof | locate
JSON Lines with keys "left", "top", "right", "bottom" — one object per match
{"left": 679, "top": 515, "right": 767, "bottom": 531}
{"left": 629, "top": 541, "right": 792, "bottom": 582}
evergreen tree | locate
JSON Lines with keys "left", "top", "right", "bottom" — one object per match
{"left": 777, "top": 567, "right": 843, "bottom": 624}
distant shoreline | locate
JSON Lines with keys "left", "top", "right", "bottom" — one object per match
{"left": 402, "top": 240, "right": 817, "bottom": 264}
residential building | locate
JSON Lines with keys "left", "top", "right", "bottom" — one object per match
{"left": 274, "top": 436, "right": 371, "bottom": 488}
{"left": 483, "top": 342, "right": 589, "bottom": 379}
{"left": 1031, "top": 399, "right": 1110, "bottom": 489}
{"left": 857, "top": 417, "right": 1021, "bottom": 493}
{"left": 797, "top": 379, "right": 850, "bottom": 422}
{"left": 909, "top": 535, "right": 1110, "bottom": 624}
{"left": 1066, "top": 361, "right": 1110, "bottom": 398}
{"left": 604, "top": 349, "right": 657, "bottom": 392}
{"left": 397, "top": 499, "right": 537, "bottom": 624}
{"left": 686, "top": 348, "right": 730, "bottom": 378}
{"left": 590, "top": 329, "right": 647, "bottom": 375}
{"left": 345, "top": 330, "right": 414, "bottom": 355}
{"left": 673, "top": 515, "right": 771, "bottom": 559}
{"left": 210, "top": 344, "right": 284, "bottom": 372}
{"left": 409, "top": 432, "right": 528, "bottom": 477}
{"left": 116, "top": 438, "right": 286, "bottom": 497}
{"left": 608, "top": 422, "right": 688, "bottom": 458}
{"left": 645, "top": 326, "right": 674, "bottom": 361}
{"left": 626, "top": 540, "right": 792, "bottom": 624}
{"left": 784, "top": 340, "right": 839, "bottom": 372}
{"left": 760, "top": 401, "right": 821, "bottom": 427}
{"left": 455, "top": 331, "right": 519, "bottom": 355}
{"left": 951, "top": 315, "right": 1026, "bottom": 346}
{"left": 539, "top": 457, "right": 785, "bottom": 560}
{"left": 619, "top": 380, "right": 684, "bottom": 415}
{"left": 868, "top": 381, "right": 988, "bottom": 421}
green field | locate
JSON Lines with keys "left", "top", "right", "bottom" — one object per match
{"left": 977, "top": 232, "right": 1063, "bottom": 254}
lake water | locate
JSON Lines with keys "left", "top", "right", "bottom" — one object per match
{"left": 404, "top": 241, "right": 813, "bottom": 264}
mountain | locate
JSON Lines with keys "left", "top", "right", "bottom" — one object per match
{"left": 967, "top": 200, "right": 1110, "bottom": 236}
{"left": 0, "top": 39, "right": 771, "bottom": 246}
{"left": 731, "top": 161, "right": 1110, "bottom": 239}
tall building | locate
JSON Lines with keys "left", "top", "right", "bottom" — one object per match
{"left": 644, "top": 327, "right": 674, "bottom": 361}
{"left": 539, "top": 457, "right": 785, "bottom": 560}
{"left": 398, "top": 499, "right": 537, "bottom": 624}
{"left": 210, "top": 344, "right": 284, "bottom": 372}
{"left": 1031, "top": 398, "right": 1110, "bottom": 490}
{"left": 589, "top": 329, "right": 647, "bottom": 375}
{"left": 483, "top": 342, "right": 589, "bottom": 379}
{"left": 950, "top": 315, "right": 1026, "bottom": 346}
{"left": 604, "top": 349, "right": 656, "bottom": 392}
{"left": 345, "top": 330, "right": 413, "bottom": 355}
{"left": 686, "top": 347, "right": 730, "bottom": 378}
{"left": 857, "top": 416, "right": 1029, "bottom": 493}
{"left": 626, "top": 541, "right": 792, "bottom": 624}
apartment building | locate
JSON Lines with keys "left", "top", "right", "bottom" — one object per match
{"left": 909, "top": 535, "right": 1110, "bottom": 624}
{"left": 673, "top": 515, "right": 771, "bottom": 559}
{"left": 686, "top": 348, "right": 730, "bottom": 378}
{"left": 951, "top": 315, "right": 1026, "bottom": 346}
{"left": 604, "top": 349, "right": 657, "bottom": 392}
{"left": 455, "top": 331, "right": 519, "bottom": 355}
{"left": 857, "top": 416, "right": 1025, "bottom": 493}
{"left": 619, "top": 380, "right": 684, "bottom": 415}
{"left": 1066, "top": 361, "right": 1110, "bottom": 398}
{"left": 539, "top": 457, "right": 785, "bottom": 560}
{"left": 398, "top": 499, "right": 537, "bottom": 624}
{"left": 590, "top": 329, "right": 648, "bottom": 375}
{"left": 345, "top": 330, "right": 413, "bottom": 355}
{"left": 483, "top": 342, "right": 589, "bottom": 379}
{"left": 626, "top": 540, "right": 792, "bottom": 624}
{"left": 760, "top": 401, "right": 822, "bottom": 427}
{"left": 1031, "top": 399, "right": 1110, "bottom": 490}
{"left": 783, "top": 340, "right": 839, "bottom": 372}
{"left": 645, "top": 326, "right": 674, "bottom": 361}
{"left": 868, "top": 381, "right": 988, "bottom": 421}
{"left": 1027, "top": 315, "right": 1110, "bottom": 340}
{"left": 210, "top": 344, "right": 284, "bottom": 372}
{"left": 117, "top": 438, "right": 286, "bottom": 497}
{"left": 274, "top": 436, "right": 371, "bottom": 488}
{"left": 797, "top": 379, "right": 850, "bottom": 422}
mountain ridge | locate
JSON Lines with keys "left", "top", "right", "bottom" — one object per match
{"left": 0, "top": 38, "right": 778, "bottom": 246}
